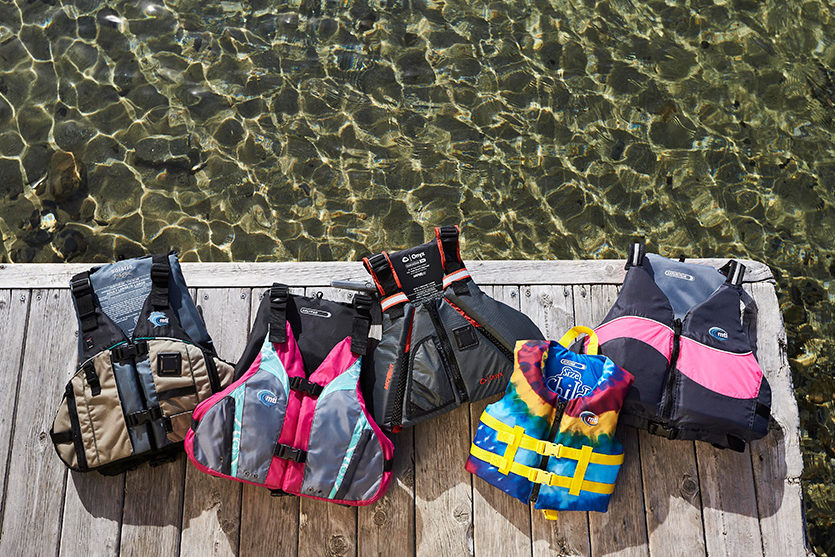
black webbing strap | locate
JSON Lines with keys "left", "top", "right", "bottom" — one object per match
{"left": 82, "top": 361, "right": 101, "bottom": 396}
{"left": 350, "top": 292, "right": 373, "bottom": 355}
{"left": 435, "top": 225, "right": 464, "bottom": 273}
{"left": 383, "top": 458, "right": 394, "bottom": 472}
{"left": 150, "top": 255, "right": 171, "bottom": 309}
{"left": 721, "top": 260, "right": 746, "bottom": 287}
{"left": 156, "top": 385, "right": 197, "bottom": 401}
{"left": 125, "top": 406, "right": 163, "bottom": 427}
{"left": 755, "top": 402, "right": 770, "bottom": 420}
{"left": 625, "top": 241, "right": 645, "bottom": 270}
{"left": 274, "top": 443, "right": 307, "bottom": 463}
{"left": 288, "top": 376, "right": 324, "bottom": 397}
{"left": 725, "top": 434, "right": 746, "bottom": 452}
{"left": 362, "top": 253, "right": 399, "bottom": 297}
{"left": 269, "top": 283, "right": 289, "bottom": 344}
{"left": 111, "top": 340, "right": 149, "bottom": 363}
{"left": 50, "top": 429, "right": 73, "bottom": 444}
{"left": 65, "top": 384, "right": 88, "bottom": 471}
{"left": 70, "top": 272, "right": 98, "bottom": 333}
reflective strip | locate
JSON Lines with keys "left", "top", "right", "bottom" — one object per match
{"left": 442, "top": 269, "right": 470, "bottom": 288}
{"left": 381, "top": 292, "right": 409, "bottom": 311}
{"left": 469, "top": 443, "right": 615, "bottom": 495}
{"left": 480, "top": 412, "right": 623, "bottom": 466}
{"left": 328, "top": 413, "right": 370, "bottom": 499}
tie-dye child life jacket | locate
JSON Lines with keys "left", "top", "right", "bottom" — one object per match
{"left": 467, "top": 327, "right": 633, "bottom": 519}
{"left": 186, "top": 285, "right": 394, "bottom": 505}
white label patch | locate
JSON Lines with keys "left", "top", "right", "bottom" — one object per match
{"left": 664, "top": 269, "right": 695, "bottom": 281}
{"left": 560, "top": 358, "right": 586, "bottom": 370}
{"left": 299, "top": 307, "right": 332, "bottom": 318}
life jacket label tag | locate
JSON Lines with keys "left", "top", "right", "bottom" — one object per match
{"left": 708, "top": 326, "right": 729, "bottom": 340}
{"left": 664, "top": 269, "right": 695, "bottom": 281}
{"left": 560, "top": 358, "right": 586, "bottom": 370}
{"left": 299, "top": 307, "right": 332, "bottom": 318}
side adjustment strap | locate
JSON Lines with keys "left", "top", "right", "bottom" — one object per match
{"left": 288, "top": 376, "right": 324, "bottom": 397}
{"left": 65, "top": 383, "right": 88, "bottom": 471}
{"left": 50, "top": 429, "right": 74, "bottom": 444}
{"left": 350, "top": 292, "right": 373, "bottom": 355}
{"left": 111, "top": 340, "right": 149, "bottom": 363}
{"left": 435, "top": 225, "right": 464, "bottom": 274}
{"left": 362, "top": 252, "right": 400, "bottom": 297}
{"left": 150, "top": 255, "right": 171, "bottom": 309}
{"left": 720, "top": 260, "right": 746, "bottom": 287}
{"left": 274, "top": 443, "right": 307, "bottom": 463}
{"left": 125, "top": 406, "right": 163, "bottom": 427}
{"left": 82, "top": 362, "right": 101, "bottom": 396}
{"left": 269, "top": 283, "right": 289, "bottom": 344}
{"left": 70, "top": 272, "right": 98, "bottom": 333}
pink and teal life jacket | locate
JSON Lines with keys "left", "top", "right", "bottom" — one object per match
{"left": 467, "top": 328, "right": 633, "bottom": 518}
{"left": 185, "top": 285, "right": 394, "bottom": 505}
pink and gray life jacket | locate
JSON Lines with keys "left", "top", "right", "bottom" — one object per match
{"left": 51, "top": 254, "right": 235, "bottom": 474}
{"left": 587, "top": 243, "right": 771, "bottom": 450}
{"left": 362, "top": 225, "right": 544, "bottom": 431}
{"left": 185, "top": 285, "right": 394, "bottom": 505}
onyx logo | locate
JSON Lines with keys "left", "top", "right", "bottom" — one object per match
{"left": 480, "top": 372, "right": 503, "bottom": 385}
{"left": 257, "top": 390, "right": 278, "bottom": 407}
{"left": 402, "top": 252, "right": 425, "bottom": 263}
{"left": 580, "top": 411, "right": 599, "bottom": 427}
{"left": 665, "top": 269, "right": 695, "bottom": 281}
{"left": 299, "top": 307, "right": 331, "bottom": 318}
{"left": 709, "top": 326, "right": 729, "bottom": 341}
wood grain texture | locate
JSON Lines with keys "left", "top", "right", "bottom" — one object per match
{"left": 60, "top": 471, "right": 124, "bottom": 557}
{"left": 520, "top": 284, "right": 591, "bottom": 557}
{"left": 574, "top": 285, "right": 649, "bottom": 557}
{"left": 239, "top": 286, "right": 301, "bottom": 557}
{"left": 0, "top": 290, "right": 74, "bottom": 556}
{"left": 470, "top": 286, "right": 532, "bottom": 557}
{"left": 0, "top": 290, "right": 29, "bottom": 515}
{"left": 745, "top": 283, "right": 811, "bottom": 556}
{"left": 0, "top": 259, "right": 773, "bottom": 289}
{"left": 696, "top": 443, "right": 763, "bottom": 556}
{"left": 180, "top": 288, "right": 251, "bottom": 557}
{"left": 639, "top": 434, "right": 705, "bottom": 556}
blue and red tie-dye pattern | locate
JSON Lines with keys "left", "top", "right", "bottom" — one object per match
{"left": 466, "top": 339, "right": 633, "bottom": 513}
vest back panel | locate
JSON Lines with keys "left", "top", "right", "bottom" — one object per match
{"left": 186, "top": 287, "right": 394, "bottom": 506}
{"left": 363, "top": 226, "right": 544, "bottom": 430}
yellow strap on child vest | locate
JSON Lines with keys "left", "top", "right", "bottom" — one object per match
{"left": 557, "top": 325, "right": 599, "bottom": 355}
{"left": 542, "top": 509, "right": 559, "bottom": 521}
{"left": 479, "top": 413, "right": 623, "bottom": 466}
{"left": 469, "top": 443, "right": 616, "bottom": 495}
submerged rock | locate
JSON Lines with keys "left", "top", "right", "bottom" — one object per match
{"left": 46, "top": 150, "right": 85, "bottom": 201}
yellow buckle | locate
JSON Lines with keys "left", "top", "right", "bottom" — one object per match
{"left": 527, "top": 468, "right": 552, "bottom": 485}
{"left": 535, "top": 440, "right": 562, "bottom": 457}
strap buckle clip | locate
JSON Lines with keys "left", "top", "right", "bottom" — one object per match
{"left": 647, "top": 421, "right": 677, "bottom": 439}
{"left": 527, "top": 467, "right": 552, "bottom": 485}
{"left": 125, "top": 406, "right": 162, "bottom": 428}
{"left": 111, "top": 341, "right": 149, "bottom": 363}
{"left": 536, "top": 440, "right": 562, "bottom": 457}
{"left": 274, "top": 443, "right": 307, "bottom": 463}
{"left": 288, "top": 376, "right": 323, "bottom": 397}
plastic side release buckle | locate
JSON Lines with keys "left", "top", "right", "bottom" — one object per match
{"left": 83, "top": 362, "right": 101, "bottom": 396}
{"left": 647, "top": 421, "right": 677, "bottom": 439}
{"left": 527, "top": 467, "right": 552, "bottom": 485}
{"left": 288, "top": 376, "right": 324, "bottom": 397}
{"left": 274, "top": 443, "right": 307, "bottom": 463}
{"left": 536, "top": 440, "right": 562, "bottom": 458}
{"left": 125, "top": 406, "right": 162, "bottom": 428}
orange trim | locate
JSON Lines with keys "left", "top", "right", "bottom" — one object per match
{"left": 454, "top": 225, "right": 461, "bottom": 263}
{"left": 446, "top": 300, "right": 481, "bottom": 328}
{"left": 382, "top": 252, "right": 403, "bottom": 289}
{"left": 362, "top": 256, "right": 386, "bottom": 296}
{"left": 404, "top": 318, "right": 414, "bottom": 353}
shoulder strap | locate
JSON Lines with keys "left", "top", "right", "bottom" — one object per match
{"left": 435, "top": 225, "right": 464, "bottom": 274}
{"left": 350, "top": 292, "right": 373, "bottom": 355}
{"left": 150, "top": 255, "right": 171, "bottom": 309}
{"left": 721, "top": 260, "right": 746, "bottom": 287}
{"left": 70, "top": 271, "right": 98, "bottom": 333}
{"left": 362, "top": 252, "right": 400, "bottom": 296}
{"left": 269, "top": 283, "right": 289, "bottom": 344}
{"left": 625, "top": 241, "right": 645, "bottom": 270}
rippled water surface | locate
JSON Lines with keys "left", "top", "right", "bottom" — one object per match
{"left": 0, "top": 0, "right": 833, "bottom": 551}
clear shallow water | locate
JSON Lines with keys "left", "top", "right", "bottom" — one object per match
{"left": 0, "top": 0, "right": 832, "bottom": 551}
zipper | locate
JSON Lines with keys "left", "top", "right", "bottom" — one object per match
{"left": 427, "top": 302, "right": 469, "bottom": 403}
{"left": 529, "top": 400, "right": 567, "bottom": 504}
{"left": 659, "top": 318, "right": 683, "bottom": 420}
{"left": 393, "top": 308, "right": 415, "bottom": 427}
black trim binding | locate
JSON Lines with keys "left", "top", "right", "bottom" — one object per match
{"left": 205, "top": 354, "right": 221, "bottom": 393}
{"left": 269, "top": 284, "right": 289, "bottom": 344}
{"left": 65, "top": 384, "right": 88, "bottom": 471}
{"left": 50, "top": 429, "right": 73, "bottom": 444}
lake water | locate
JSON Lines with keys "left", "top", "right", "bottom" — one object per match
{"left": 0, "top": 0, "right": 832, "bottom": 552}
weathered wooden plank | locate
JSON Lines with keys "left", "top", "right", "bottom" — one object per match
{"left": 0, "top": 290, "right": 73, "bottom": 555}
{"left": 696, "top": 442, "right": 763, "bottom": 556}
{"left": 239, "top": 286, "right": 301, "bottom": 557}
{"left": 60, "top": 471, "right": 124, "bottom": 557}
{"left": 298, "top": 287, "right": 358, "bottom": 557}
{"left": 470, "top": 285, "right": 532, "bottom": 557}
{"left": 745, "top": 283, "right": 810, "bottom": 556}
{"left": 574, "top": 285, "right": 648, "bottom": 557}
{"left": 180, "top": 288, "right": 251, "bottom": 557}
{"left": 0, "top": 290, "right": 30, "bottom": 518}
{"left": 520, "top": 285, "right": 590, "bottom": 557}
{"left": 639, "top": 435, "right": 705, "bottom": 556}
{"left": 0, "top": 259, "right": 773, "bottom": 289}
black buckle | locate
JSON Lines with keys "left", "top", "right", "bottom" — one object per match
{"left": 70, "top": 275, "right": 92, "bottom": 296}
{"left": 353, "top": 292, "right": 373, "bottom": 313}
{"left": 112, "top": 341, "right": 149, "bottom": 363}
{"left": 274, "top": 443, "right": 307, "bottom": 463}
{"left": 438, "top": 225, "right": 458, "bottom": 241}
{"left": 366, "top": 253, "right": 391, "bottom": 276}
{"left": 647, "top": 421, "right": 677, "bottom": 439}
{"left": 288, "top": 376, "right": 323, "bottom": 397}
{"left": 83, "top": 362, "right": 101, "bottom": 396}
{"left": 125, "top": 406, "right": 162, "bottom": 428}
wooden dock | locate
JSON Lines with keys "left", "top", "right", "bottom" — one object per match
{"left": 0, "top": 260, "right": 810, "bottom": 556}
